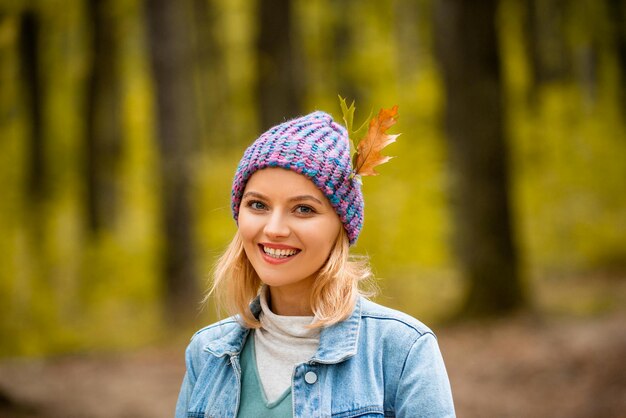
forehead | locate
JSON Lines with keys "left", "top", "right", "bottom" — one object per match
{"left": 244, "top": 168, "right": 326, "bottom": 199}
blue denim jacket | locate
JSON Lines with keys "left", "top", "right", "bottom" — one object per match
{"left": 175, "top": 297, "right": 455, "bottom": 417}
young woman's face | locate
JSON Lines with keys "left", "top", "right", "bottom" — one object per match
{"left": 238, "top": 168, "right": 342, "bottom": 294}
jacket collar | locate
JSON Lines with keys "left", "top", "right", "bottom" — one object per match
{"left": 204, "top": 296, "right": 362, "bottom": 364}
{"left": 312, "top": 297, "right": 361, "bottom": 363}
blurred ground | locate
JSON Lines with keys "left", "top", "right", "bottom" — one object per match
{"left": 443, "top": 311, "right": 626, "bottom": 418}
{"left": 1, "top": 311, "right": 625, "bottom": 418}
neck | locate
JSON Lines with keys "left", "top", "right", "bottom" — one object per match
{"left": 267, "top": 284, "right": 314, "bottom": 316}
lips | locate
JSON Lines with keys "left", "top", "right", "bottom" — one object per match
{"left": 258, "top": 243, "right": 301, "bottom": 264}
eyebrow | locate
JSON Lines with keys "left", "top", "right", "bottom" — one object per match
{"left": 289, "top": 195, "right": 324, "bottom": 205}
{"left": 242, "top": 191, "right": 324, "bottom": 205}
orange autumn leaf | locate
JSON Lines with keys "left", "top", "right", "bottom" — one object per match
{"left": 353, "top": 105, "right": 400, "bottom": 176}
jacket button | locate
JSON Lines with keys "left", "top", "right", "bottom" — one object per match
{"left": 304, "top": 371, "right": 317, "bottom": 384}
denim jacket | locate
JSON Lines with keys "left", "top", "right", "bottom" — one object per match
{"left": 175, "top": 297, "right": 455, "bottom": 418}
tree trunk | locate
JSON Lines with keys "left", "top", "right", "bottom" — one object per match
{"left": 145, "top": 0, "right": 199, "bottom": 324}
{"left": 522, "top": 0, "right": 572, "bottom": 104}
{"left": 85, "top": 0, "right": 122, "bottom": 233}
{"left": 608, "top": 0, "right": 626, "bottom": 114}
{"left": 191, "top": 0, "right": 223, "bottom": 149}
{"left": 331, "top": 0, "right": 360, "bottom": 105}
{"left": 434, "top": 0, "right": 527, "bottom": 316}
{"left": 18, "top": 11, "right": 45, "bottom": 203}
{"left": 256, "top": 0, "right": 302, "bottom": 129}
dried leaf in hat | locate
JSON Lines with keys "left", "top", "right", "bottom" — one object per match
{"left": 353, "top": 105, "right": 400, "bottom": 176}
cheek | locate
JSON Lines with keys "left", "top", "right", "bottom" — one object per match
{"left": 237, "top": 214, "right": 260, "bottom": 243}
{"left": 304, "top": 220, "right": 341, "bottom": 250}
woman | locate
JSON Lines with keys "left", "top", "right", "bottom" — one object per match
{"left": 175, "top": 110, "right": 455, "bottom": 417}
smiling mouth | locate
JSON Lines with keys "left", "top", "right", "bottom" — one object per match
{"left": 260, "top": 244, "right": 301, "bottom": 259}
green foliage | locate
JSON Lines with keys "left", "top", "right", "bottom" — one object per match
{"left": 338, "top": 95, "right": 371, "bottom": 155}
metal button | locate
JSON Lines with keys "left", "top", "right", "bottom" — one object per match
{"left": 304, "top": 371, "right": 317, "bottom": 384}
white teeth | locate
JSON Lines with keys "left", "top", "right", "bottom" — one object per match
{"left": 263, "top": 246, "right": 298, "bottom": 258}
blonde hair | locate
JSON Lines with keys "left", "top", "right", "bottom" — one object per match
{"left": 207, "top": 227, "right": 374, "bottom": 329}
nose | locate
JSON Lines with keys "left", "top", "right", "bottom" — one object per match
{"left": 264, "top": 211, "right": 290, "bottom": 239}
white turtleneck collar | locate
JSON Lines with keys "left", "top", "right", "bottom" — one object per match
{"left": 253, "top": 286, "right": 321, "bottom": 402}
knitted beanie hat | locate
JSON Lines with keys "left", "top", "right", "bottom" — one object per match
{"left": 231, "top": 111, "right": 364, "bottom": 245}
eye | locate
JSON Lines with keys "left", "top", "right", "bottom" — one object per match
{"left": 246, "top": 200, "right": 267, "bottom": 211}
{"left": 294, "top": 205, "right": 316, "bottom": 215}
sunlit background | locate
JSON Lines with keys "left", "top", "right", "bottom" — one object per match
{"left": 0, "top": 0, "right": 625, "bottom": 416}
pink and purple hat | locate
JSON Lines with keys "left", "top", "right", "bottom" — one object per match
{"left": 231, "top": 111, "right": 364, "bottom": 245}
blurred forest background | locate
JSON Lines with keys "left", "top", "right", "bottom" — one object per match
{"left": 0, "top": 0, "right": 626, "bottom": 415}
{"left": 1, "top": 0, "right": 626, "bottom": 355}
{"left": 0, "top": 0, "right": 626, "bottom": 417}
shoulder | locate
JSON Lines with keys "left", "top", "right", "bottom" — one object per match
{"left": 359, "top": 301, "right": 456, "bottom": 416}
{"left": 190, "top": 316, "right": 242, "bottom": 343}
{"left": 181, "top": 316, "right": 248, "bottom": 385}
{"left": 358, "top": 297, "right": 436, "bottom": 341}
{"left": 356, "top": 299, "right": 448, "bottom": 386}
{"left": 185, "top": 316, "right": 247, "bottom": 361}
